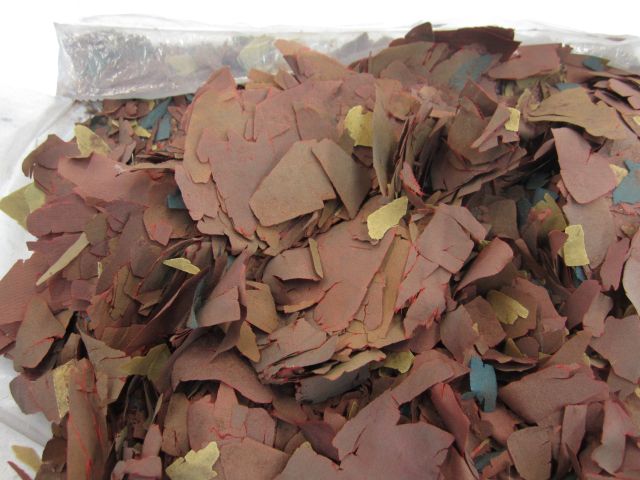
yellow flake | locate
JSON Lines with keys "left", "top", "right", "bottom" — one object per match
{"left": 383, "top": 351, "right": 414, "bottom": 374}
{"left": 166, "top": 441, "right": 220, "bottom": 480}
{"left": 609, "top": 164, "right": 628, "bottom": 186}
{"left": 344, "top": 105, "right": 373, "bottom": 147}
{"left": 562, "top": 224, "right": 590, "bottom": 267}
{"left": 120, "top": 344, "right": 170, "bottom": 385}
{"left": 74, "top": 124, "right": 111, "bottom": 157}
{"left": 504, "top": 107, "right": 521, "bottom": 132}
{"left": 367, "top": 197, "right": 408, "bottom": 240}
{"left": 11, "top": 445, "right": 41, "bottom": 472}
{"left": 309, "top": 238, "right": 324, "bottom": 278}
{"left": 487, "top": 290, "right": 529, "bottom": 325}
{"left": 0, "top": 183, "right": 46, "bottom": 229}
{"left": 163, "top": 257, "right": 201, "bottom": 275}
{"left": 37, "top": 233, "right": 89, "bottom": 286}
{"left": 52, "top": 361, "right": 75, "bottom": 418}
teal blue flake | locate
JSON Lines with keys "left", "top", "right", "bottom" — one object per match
{"left": 469, "top": 356, "right": 497, "bottom": 412}
{"left": 556, "top": 82, "right": 581, "bottom": 91}
{"left": 139, "top": 98, "right": 171, "bottom": 130}
{"left": 573, "top": 266, "right": 587, "bottom": 287}
{"left": 532, "top": 187, "right": 557, "bottom": 205}
{"left": 156, "top": 114, "right": 172, "bottom": 141}
{"left": 475, "top": 451, "right": 502, "bottom": 472}
{"left": 167, "top": 190, "right": 186, "bottom": 210}
{"left": 450, "top": 54, "right": 495, "bottom": 91}
{"left": 583, "top": 56, "right": 606, "bottom": 71}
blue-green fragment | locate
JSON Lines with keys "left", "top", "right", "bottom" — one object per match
{"left": 469, "top": 356, "right": 497, "bottom": 412}
{"left": 556, "top": 82, "right": 580, "bottom": 91}
{"left": 613, "top": 160, "right": 640, "bottom": 205}
{"left": 475, "top": 451, "right": 502, "bottom": 472}
{"left": 450, "top": 54, "right": 495, "bottom": 91}
{"left": 139, "top": 98, "right": 171, "bottom": 130}
{"left": 167, "top": 190, "right": 187, "bottom": 210}
{"left": 156, "top": 114, "right": 172, "bottom": 141}
{"left": 583, "top": 56, "right": 606, "bottom": 71}
{"left": 532, "top": 187, "right": 558, "bottom": 205}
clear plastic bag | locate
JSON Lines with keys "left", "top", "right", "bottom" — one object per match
{"left": 55, "top": 16, "right": 406, "bottom": 99}
{"left": 0, "top": 90, "right": 85, "bottom": 480}
{"left": 55, "top": 16, "right": 640, "bottom": 100}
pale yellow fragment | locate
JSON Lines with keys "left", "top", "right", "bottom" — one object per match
{"left": 167, "top": 54, "right": 197, "bottom": 76}
{"left": 120, "top": 344, "right": 170, "bottom": 385}
{"left": 237, "top": 322, "right": 260, "bottom": 363}
{"left": 562, "top": 224, "right": 590, "bottom": 267}
{"left": 52, "top": 361, "right": 75, "bottom": 418}
{"left": 308, "top": 238, "right": 324, "bottom": 278}
{"left": 383, "top": 351, "right": 414, "bottom": 374}
{"left": 609, "top": 164, "right": 628, "bottom": 186}
{"left": 0, "top": 182, "right": 46, "bottom": 229}
{"left": 504, "top": 107, "right": 521, "bottom": 132}
{"left": 36, "top": 233, "right": 89, "bottom": 286}
{"left": 133, "top": 124, "right": 152, "bottom": 138}
{"left": 74, "top": 124, "right": 111, "bottom": 157}
{"left": 11, "top": 445, "right": 41, "bottom": 472}
{"left": 367, "top": 197, "right": 408, "bottom": 240}
{"left": 487, "top": 290, "right": 529, "bottom": 325}
{"left": 166, "top": 441, "right": 220, "bottom": 480}
{"left": 344, "top": 105, "right": 373, "bottom": 147}
{"left": 634, "top": 115, "right": 640, "bottom": 126}
{"left": 163, "top": 257, "right": 201, "bottom": 275}
{"left": 323, "top": 349, "right": 385, "bottom": 381}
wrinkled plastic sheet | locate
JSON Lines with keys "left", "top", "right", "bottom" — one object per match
{"left": 0, "top": 16, "right": 639, "bottom": 478}
{"left": 0, "top": 87, "right": 85, "bottom": 479}
{"left": 56, "top": 16, "right": 640, "bottom": 100}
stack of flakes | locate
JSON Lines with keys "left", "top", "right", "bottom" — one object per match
{"left": 1, "top": 22, "right": 640, "bottom": 480}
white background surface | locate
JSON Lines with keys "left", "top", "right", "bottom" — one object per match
{"left": 0, "top": 1, "right": 637, "bottom": 477}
